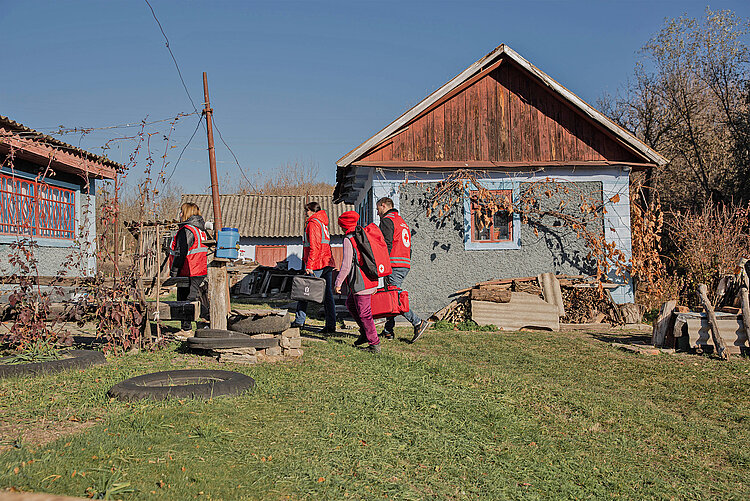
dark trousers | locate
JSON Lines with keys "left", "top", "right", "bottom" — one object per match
{"left": 384, "top": 267, "right": 421, "bottom": 332}
{"left": 294, "top": 267, "right": 337, "bottom": 330}
{"left": 177, "top": 275, "right": 209, "bottom": 329}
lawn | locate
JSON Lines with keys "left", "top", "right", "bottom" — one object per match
{"left": 1, "top": 327, "right": 749, "bottom": 500}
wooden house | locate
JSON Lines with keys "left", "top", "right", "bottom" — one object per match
{"left": 0, "top": 115, "right": 122, "bottom": 278}
{"left": 333, "top": 44, "right": 667, "bottom": 316}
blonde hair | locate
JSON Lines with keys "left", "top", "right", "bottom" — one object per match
{"left": 180, "top": 202, "right": 200, "bottom": 220}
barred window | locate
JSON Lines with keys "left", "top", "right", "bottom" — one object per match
{"left": 0, "top": 173, "right": 75, "bottom": 239}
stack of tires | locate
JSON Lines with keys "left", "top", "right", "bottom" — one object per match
{"left": 185, "top": 312, "right": 292, "bottom": 351}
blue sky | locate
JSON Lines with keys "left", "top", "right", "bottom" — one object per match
{"left": 1, "top": 0, "right": 748, "bottom": 194}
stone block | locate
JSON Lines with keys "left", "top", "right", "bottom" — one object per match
{"left": 279, "top": 336, "right": 302, "bottom": 349}
{"left": 282, "top": 337, "right": 301, "bottom": 349}
{"left": 280, "top": 327, "right": 300, "bottom": 338}
{"left": 249, "top": 333, "right": 275, "bottom": 339}
{"left": 284, "top": 348, "right": 303, "bottom": 358}
{"left": 265, "top": 346, "right": 282, "bottom": 356}
{"left": 218, "top": 354, "right": 257, "bottom": 365}
{"left": 212, "top": 347, "right": 256, "bottom": 356}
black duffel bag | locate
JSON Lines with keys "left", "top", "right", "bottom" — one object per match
{"left": 290, "top": 275, "right": 326, "bottom": 303}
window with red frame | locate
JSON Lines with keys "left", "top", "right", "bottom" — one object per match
{"left": 470, "top": 190, "right": 512, "bottom": 242}
{"left": 0, "top": 173, "right": 76, "bottom": 239}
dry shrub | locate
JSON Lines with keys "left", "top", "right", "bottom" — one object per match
{"left": 630, "top": 182, "right": 666, "bottom": 295}
{"left": 666, "top": 202, "right": 750, "bottom": 304}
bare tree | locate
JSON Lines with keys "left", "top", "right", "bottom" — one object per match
{"left": 223, "top": 161, "right": 334, "bottom": 196}
{"left": 601, "top": 8, "right": 750, "bottom": 211}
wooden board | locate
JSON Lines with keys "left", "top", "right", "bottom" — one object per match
{"left": 145, "top": 301, "right": 200, "bottom": 322}
{"left": 651, "top": 300, "right": 676, "bottom": 347}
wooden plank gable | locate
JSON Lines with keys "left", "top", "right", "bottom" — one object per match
{"left": 355, "top": 59, "right": 641, "bottom": 166}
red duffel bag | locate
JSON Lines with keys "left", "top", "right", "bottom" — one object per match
{"left": 370, "top": 285, "right": 409, "bottom": 319}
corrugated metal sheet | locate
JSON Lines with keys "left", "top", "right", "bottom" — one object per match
{"left": 181, "top": 194, "right": 355, "bottom": 238}
{"left": 0, "top": 115, "right": 123, "bottom": 170}
{"left": 471, "top": 292, "right": 559, "bottom": 331}
{"left": 682, "top": 317, "right": 747, "bottom": 355}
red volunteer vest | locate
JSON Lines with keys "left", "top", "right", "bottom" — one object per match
{"left": 169, "top": 224, "right": 208, "bottom": 277}
{"left": 384, "top": 210, "right": 411, "bottom": 269}
{"left": 302, "top": 216, "right": 334, "bottom": 270}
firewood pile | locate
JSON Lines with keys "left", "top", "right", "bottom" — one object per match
{"left": 653, "top": 258, "right": 750, "bottom": 359}
{"left": 434, "top": 274, "right": 628, "bottom": 328}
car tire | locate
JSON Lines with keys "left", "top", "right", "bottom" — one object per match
{"left": 108, "top": 369, "right": 255, "bottom": 401}
{"left": 186, "top": 336, "right": 279, "bottom": 350}
{"left": 229, "top": 314, "right": 291, "bottom": 334}
{"left": 0, "top": 350, "right": 106, "bottom": 379}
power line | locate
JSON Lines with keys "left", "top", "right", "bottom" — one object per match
{"left": 164, "top": 114, "right": 204, "bottom": 186}
{"left": 144, "top": 0, "right": 199, "bottom": 113}
{"left": 13, "top": 112, "right": 199, "bottom": 136}
{"left": 211, "top": 116, "right": 257, "bottom": 192}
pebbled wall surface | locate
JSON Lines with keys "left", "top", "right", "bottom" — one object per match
{"left": 398, "top": 181, "right": 604, "bottom": 316}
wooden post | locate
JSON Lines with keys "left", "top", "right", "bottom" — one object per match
{"left": 697, "top": 284, "right": 729, "bottom": 360}
{"left": 113, "top": 171, "right": 120, "bottom": 280}
{"left": 154, "top": 222, "right": 162, "bottom": 338}
{"left": 203, "top": 72, "right": 222, "bottom": 231}
{"left": 209, "top": 260, "right": 228, "bottom": 330}
{"left": 203, "top": 72, "right": 228, "bottom": 329}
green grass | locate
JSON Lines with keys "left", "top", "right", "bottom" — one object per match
{"left": 1, "top": 328, "right": 750, "bottom": 500}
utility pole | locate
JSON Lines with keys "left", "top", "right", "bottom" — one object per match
{"left": 203, "top": 72, "right": 222, "bottom": 230}
{"left": 203, "top": 72, "right": 228, "bottom": 330}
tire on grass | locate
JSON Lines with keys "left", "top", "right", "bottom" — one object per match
{"left": 186, "top": 336, "right": 279, "bottom": 350}
{"left": 0, "top": 349, "right": 106, "bottom": 379}
{"left": 229, "top": 314, "right": 291, "bottom": 334}
{"left": 107, "top": 369, "right": 255, "bottom": 401}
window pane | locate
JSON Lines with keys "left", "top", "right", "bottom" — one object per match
{"left": 493, "top": 211, "right": 510, "bottom": 240}
{"left": 474, "top": 208, "right": 491, "bottom": 241}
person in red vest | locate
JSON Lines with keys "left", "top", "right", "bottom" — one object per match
{"left": 169, "top": 202, "right": 209, "bottom": 330}
{"left": 292, "top": 201, "right": 337, "bottom": 333}
{"left": 377, "top": 197, "right": 429, "bottom": 343}
{"left": 334, "top": 210, "right": 380, "bottom": 353}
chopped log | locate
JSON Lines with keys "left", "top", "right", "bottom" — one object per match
{"left": 470, "top": 288, "right": 511, "bottom": 303}
{"left": 651, "top": 300, "right": 677, "bottom": 347}
{"left": 698, "top": 284, "right": 730, "bottom": 360}
{"left": 538, "top": 273, "right": 565, "bottom": 317}
{"left": 619, "top": 303, "right": 642, "bottom": 324}
{"left": 605, "top": 290, "right": 625, "bottom": 325}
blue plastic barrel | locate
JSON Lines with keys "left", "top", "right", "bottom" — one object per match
{"left": 216, "top": 227, "right": 239, "bottom": 259}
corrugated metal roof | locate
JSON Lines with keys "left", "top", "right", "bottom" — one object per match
{"left": 0, "top": 115, "right": 124, "bottom": 171}
{"left": 181, "top": 194, "right": 355, "bottom": 237}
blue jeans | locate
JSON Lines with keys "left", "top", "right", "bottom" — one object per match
{"left": 294, "top": 267, "right": 336, "bottom": 330}
{"left": 384, "top": 267, "right": 421, "bottom": 332}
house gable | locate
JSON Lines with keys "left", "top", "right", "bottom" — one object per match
{"left": 356, "top": 58, "right": 643, "bottom": 166}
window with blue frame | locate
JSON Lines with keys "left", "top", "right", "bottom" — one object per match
{"left": 0, "top": 173, "right": 76, "bottom": 240}
{"left": 470, "top": 189, "right": 513, "bottom": 243}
